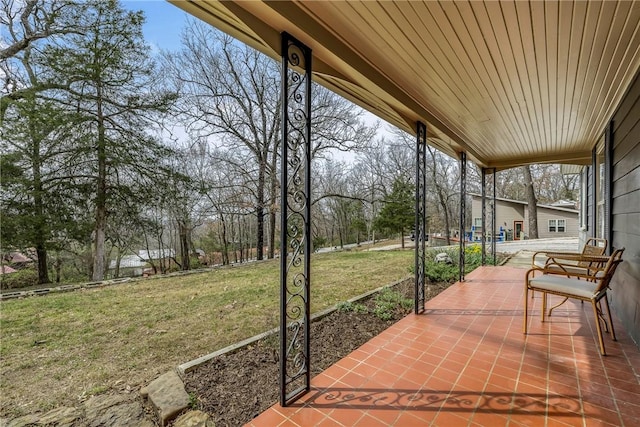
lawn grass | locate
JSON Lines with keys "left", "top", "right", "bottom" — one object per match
{"left": 0, "top": 249, "right": 414, "bottom": 417}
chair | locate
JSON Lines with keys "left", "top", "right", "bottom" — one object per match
{"left": 531, "top": 237, "right": 607, "bottom": 273}
{"left": 523, "top": 248, "right": 625, "bottom": 356}
{"left": 530, "top": 238, "right": 607, "bottom": 315}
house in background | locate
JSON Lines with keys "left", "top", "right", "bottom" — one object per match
{"left": 107, "top": 248, "right": 177, "bottom": 278}
{"left": 470, "top": 193, "right": 579, "bottom": 241}
{"left": 0, "top": 265, "right": 18, "bottom": 275}
{"left": 107, "top": 255, "right": 146, "bottom": 278}
{"left": 2, "top": 251, "right": 34, "bottom": 269}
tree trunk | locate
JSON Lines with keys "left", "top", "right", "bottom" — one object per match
{"left": 437, "top": 190, "right": 451, "bottom": 245}
{"left": 114, "top": 247, "right": 121, "bottom": 279}
{"left": 33, "top": 177, "right": 50, "bottom": 284}
{"left": 256, "top": 160, "right": 265, "bottom": 260}
{"left": 29, "top": 94, "right": 50, "bottom": 285}
{"left": 179, "top": 221, "right": 190, "bottom": 271}
{"left": 522, "top": 165, "right": 539, "bottom": 239}
{"left": 220, "top": 213, "right": 229, "bottom": 265}
{"left": 92, "top": 84, "right": 107, "bottom": 282}
{"left": 268, "top": 165, "right": 278, "bottom": 259}
{"left": 54, "top": 253, "right": 61, "bottom": 283}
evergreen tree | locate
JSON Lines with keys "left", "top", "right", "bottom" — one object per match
{"left": 43, "top": 0, "right": 177, "bottom": 280}
{"left": 1, "top": 0, "right": 89, "bottom": 283}
{"left": 1, "top": 0, "right": 176, "bottom": 282}
{"left": 374, "top": 179, "right": 415, "bottom": 248}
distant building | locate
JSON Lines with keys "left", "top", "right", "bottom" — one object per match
{"left": 0, "top": 265, "right": 18, "bottom": 275}
{"left": 138, "top": 249, "right": 175, "bottom": 261}
{"left": 470, "top": 194, "right": 579, "bottom": 241}
{"left": 3, "top": 251, "right": 34, "bottom": 268}
{"left": 107, "top": 255, "right": 147, "bottom": 277}
{"left": 107, "top": 248, "right": 177, "bottom": 278}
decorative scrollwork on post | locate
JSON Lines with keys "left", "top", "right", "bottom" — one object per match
{"left": 481, "top": 168, "right": 487, "bottom": 266}
{"left": 415, "top": 122, "right": 427, "bottom": 314}
{"left": 459, "top": 152, "right": 467, "bottom": 282}
{"left": 280, "top": 32, "right": 312, "bottom": 406}
{"left": 492, "top": 167, "right": 497, "bottom": 265}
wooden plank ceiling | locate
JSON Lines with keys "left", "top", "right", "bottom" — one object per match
{"left": 169, "top": 0, "right": 640, "bottom": 170}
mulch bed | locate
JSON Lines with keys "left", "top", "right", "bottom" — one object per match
{"left": 181, "top": 279, "right": 453, "bottom": 427}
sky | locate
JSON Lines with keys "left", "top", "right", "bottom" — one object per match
{"left": 120, "top": 0, "right": 387, "bottom": 159}
{"left": 122, "top": 0, "right": 190, "bottom": 52}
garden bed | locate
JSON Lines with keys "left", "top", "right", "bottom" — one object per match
{"left": 181, "top": 278, "right": 454, "bottom": 427}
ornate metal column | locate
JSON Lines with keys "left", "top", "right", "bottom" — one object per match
{"left": 280, "top": 32, "right": 312, "bottom": 406}
{"left": 459, "top": 152, "right": 467, "bottom": 282}
{"left": 492, "top": 168, "right": 497, "bottom": 265}
{"left": 481, "top": 168, "right": 487, "bottom": 265}
{"left": 414, "top": 122, "right": 427, "bottom": 314}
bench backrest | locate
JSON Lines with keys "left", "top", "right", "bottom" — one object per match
{"left": 594, "top": 248, "right": 625, "bottom": 293}
{"left": 577, "top": 238, "right": 608, "bottom": 270}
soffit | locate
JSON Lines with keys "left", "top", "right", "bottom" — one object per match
{"left": 169, "top": 0, "right": 640, "bottom": 170}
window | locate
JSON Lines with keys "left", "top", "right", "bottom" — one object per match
{"left": 595, "top": 136, "right": 606, "bottom": 238}
{"left": 549, "top": 219, "right": 566, "bottom": 233}
{"left": 473, "top": 217, "right": 482, "bottom": 227}
{"left": 580, "top": 168, "right": 588, "bottom": 229}
{"left": 557, "top": 219, "right": 566, "bottom": 232}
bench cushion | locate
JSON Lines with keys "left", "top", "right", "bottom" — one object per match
{"left": 528, "top": 275, "right": 598, "bottom": 299}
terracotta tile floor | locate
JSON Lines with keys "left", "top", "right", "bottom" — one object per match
{"left": 247, "top": 266, "right": 640, "bottom": 426}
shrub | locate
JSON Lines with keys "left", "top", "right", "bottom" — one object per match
{"left": 372, "top": 287, "right": 412, "bottom": 320}
{"left": 0, "top": 268, "right": 39, "bottom": 290}
{"left": 337, "top": 301, "right": 368, "bottom": 314}
{"left": 425, "top": 262, "right": 459, "bottom": 283}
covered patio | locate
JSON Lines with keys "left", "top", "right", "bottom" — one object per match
{"left": 167, "top": 0, "right": 640, "bottom": 424}
{"left": 248, "top": 264, "right": 639, "bottom": 426}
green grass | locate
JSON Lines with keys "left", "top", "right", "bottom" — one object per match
{"left": 0, "top": 249, "right": 414, "bottom": 417}
{"left": 0, "top": 244, "right": 505, "bottom": 417}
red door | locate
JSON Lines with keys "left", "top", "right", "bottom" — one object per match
{"left": 514, "top": 221, "right": 523, "bottom": 240}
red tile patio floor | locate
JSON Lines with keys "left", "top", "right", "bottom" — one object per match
{"left": 247, "top": 266, "right": 640, "bottom": 427}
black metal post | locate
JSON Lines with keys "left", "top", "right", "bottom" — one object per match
{"left": 591, "top": 147, "right": 597, "bottom": 238}
{"left": 492, "top": 168, "right": 497, "bottom": 265}
{"left": 280, "top": 32, "right": 312, "bottom": 406}
{"left": 415, "top": 122, "right": 427, "bottom": 314}
{"left": 459, "top": 152, "right": 466, "bottom": 282}
{"left": 481, "top": 168, "right": 486, "bottom": 266}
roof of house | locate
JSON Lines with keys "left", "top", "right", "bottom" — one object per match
{"left": 138, "top": 249, "right": 176, "bottom": 261}
{"left": 0, "top": 265, "right": 18, "bottom": 275}
{"left": 170, "top": 1, "right": 640, "bottom": 170}
{"left": 4, "top": 252, "right": 33, "bottom": 264}
{"left": 108, "top": 255, "right": 146, "bottom": 270}
{"left": 469, "top": 193, "right": 578, "bottom": 214}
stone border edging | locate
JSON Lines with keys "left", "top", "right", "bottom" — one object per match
{"left": 0, "top": 260, "right": 275, "bottom": 301}
{"left": 177, "top": 275, "right": 414, "bottom": 375}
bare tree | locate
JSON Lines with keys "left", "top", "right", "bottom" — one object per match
{"left": 165, "top": 20, "right": 375, "bottom": 260}
{"left": 522, "top": 165, "right": 539, "bottom": 239}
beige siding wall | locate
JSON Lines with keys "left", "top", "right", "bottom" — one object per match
{"left": 471, "top": 196, "right": 578, "bottom": 239}
{"left": 537, "top": 207, "right": 579, "bottom": 238}
{"left": 495, "top": 200, "right": 525, "bottom": 234}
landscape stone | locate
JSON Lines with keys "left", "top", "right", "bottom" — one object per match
{"left": 37, "top": 406, "right": 81, "bottom": 426}
{"left": 434, "top": 252, "right": 453, "bottom": 264}
{"left": 141, "top": 370, "right": 190, "bottom": 427}
{"left": 84, "top": 394, "right": 154, "bottom": 427}
{"left": 5, "top": 414, "right": 40, "bottom": 427}
{"left": 173, "top": 410, "right": 215, "bottom": 427}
